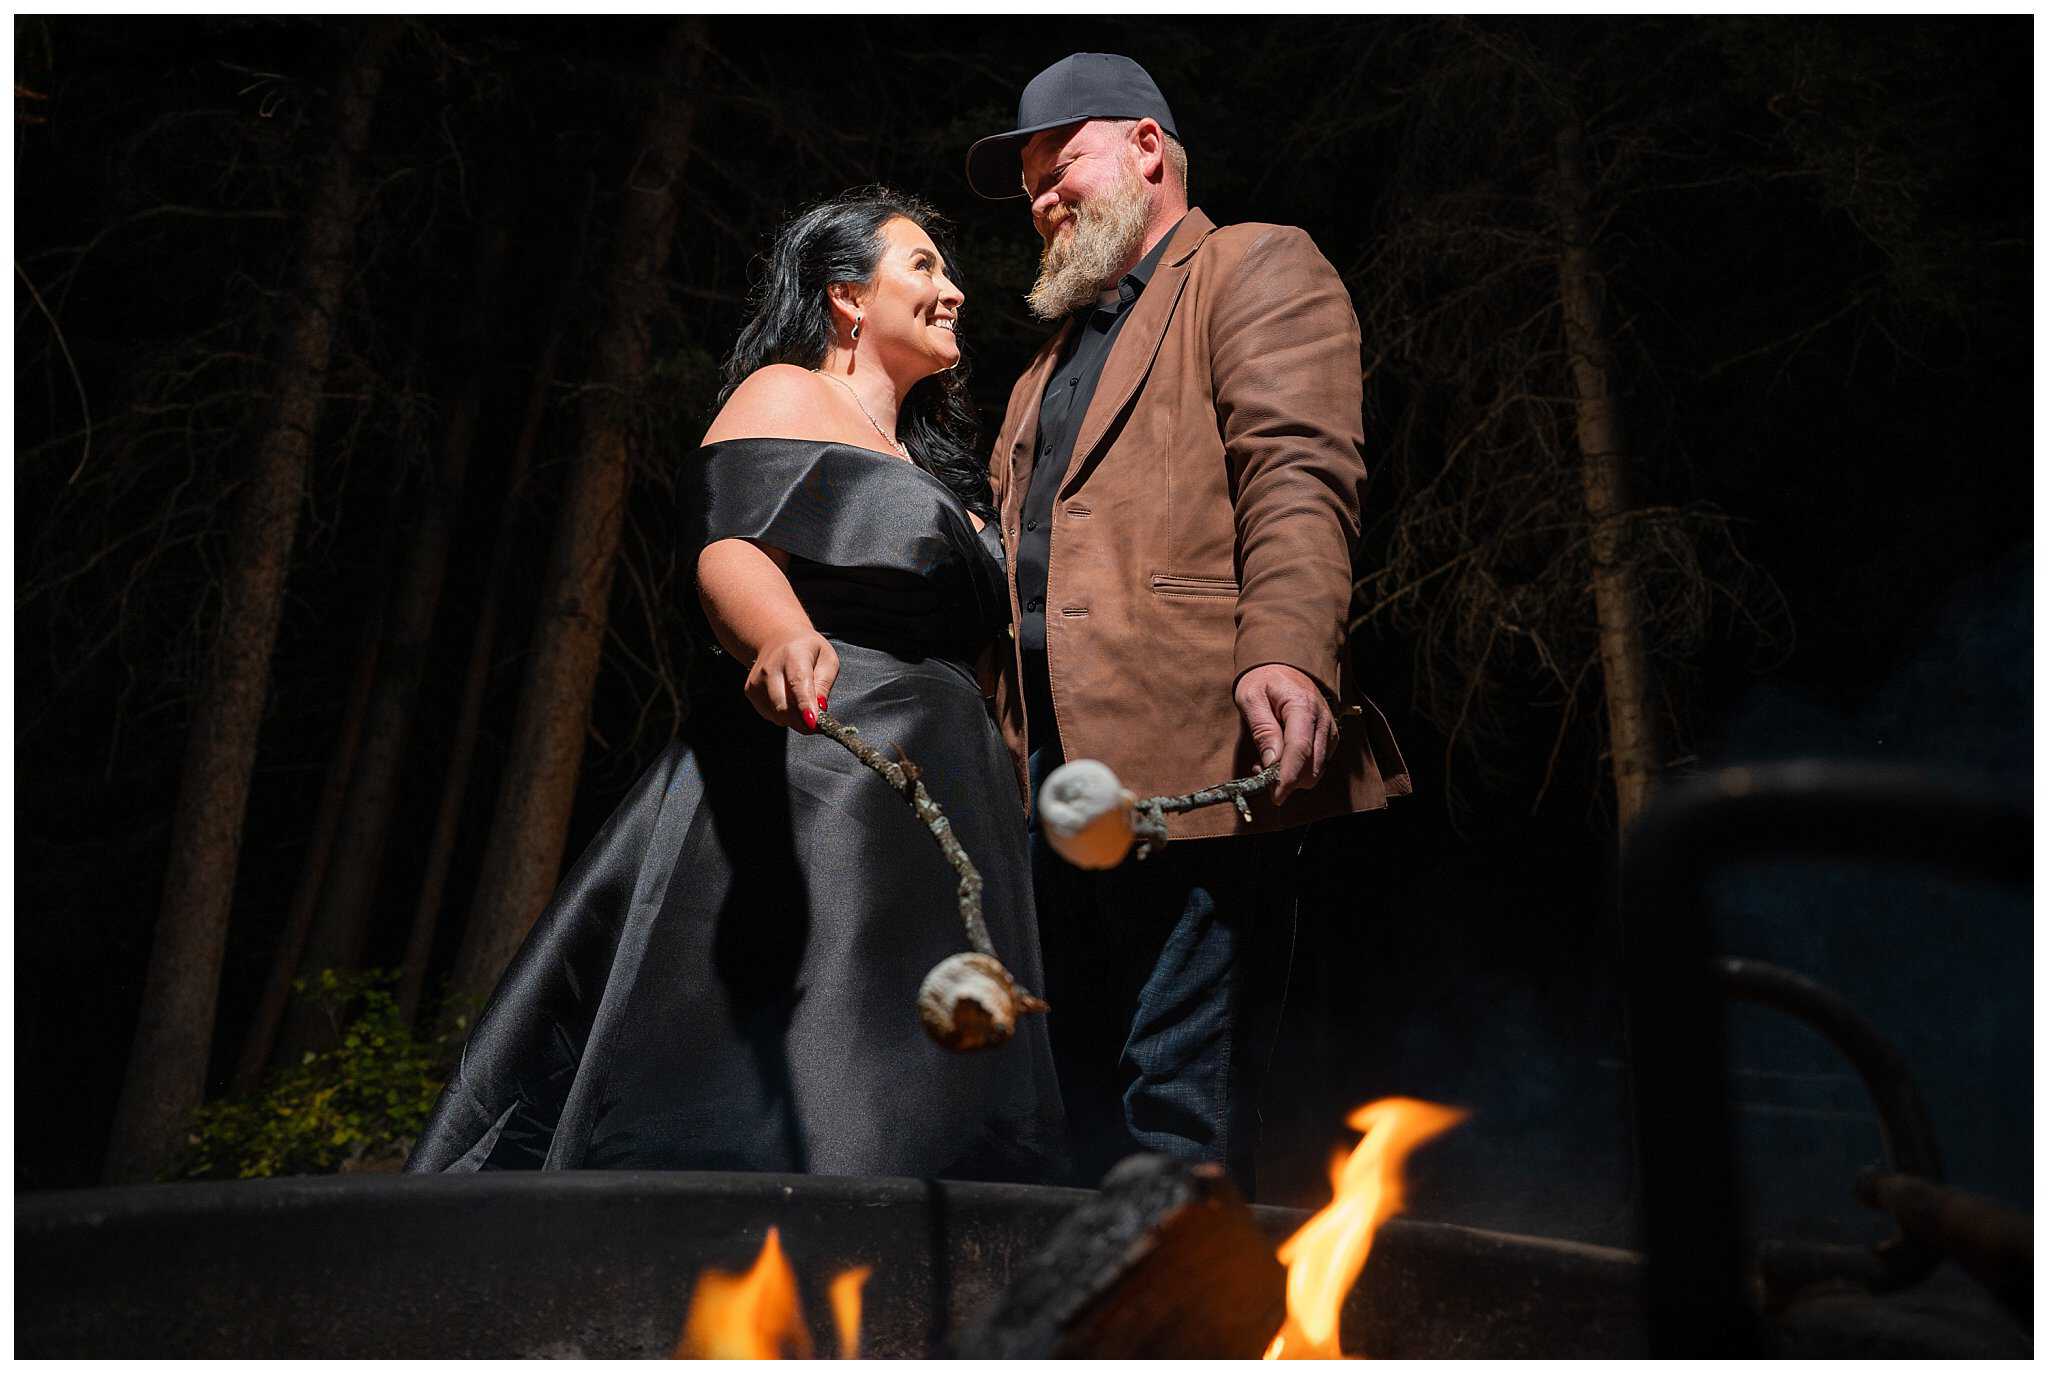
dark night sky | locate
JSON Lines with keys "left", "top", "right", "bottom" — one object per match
{"left": 11, "top": 16, "right": 2032, "bottom": 1233}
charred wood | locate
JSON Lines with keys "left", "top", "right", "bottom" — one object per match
{"left": 953, "top": 1154, "right": 1285, "bottom": 1359}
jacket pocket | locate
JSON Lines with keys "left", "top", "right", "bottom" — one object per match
{"left": 1149, "top": 572, "right": 1239, "bottom": 599}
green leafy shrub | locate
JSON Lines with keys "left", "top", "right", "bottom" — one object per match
{"left": 175, "top": 969, "right": 456, "bottom": 1180}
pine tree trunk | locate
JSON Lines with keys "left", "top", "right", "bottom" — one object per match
{"left": 273, "top": 218, "right": 511, "bottom": 1064}
{"left": 229, "top": 612, "right": 381, "bottom": 1093}
{"left": 101, "top": 20, "right": 398, "bottom": 1184}
{"left": 1554, "top": 117, "right": 1663, "bottom": 833}
{"left": 398, "top": 191, "right": 593, "bottom": 1028}
{"left": 442, "top": 20, "right": 706, "bottom": 1025}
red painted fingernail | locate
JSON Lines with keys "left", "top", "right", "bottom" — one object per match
{"left": 817, "top": 696, "right": 828, "bottom": 712}
{"left": 802, "top": 707, "right": 816, "bottom": 730}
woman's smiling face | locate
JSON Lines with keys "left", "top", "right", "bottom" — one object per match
{"left": 856, "top": 215, "right": 964, "bottom": 380}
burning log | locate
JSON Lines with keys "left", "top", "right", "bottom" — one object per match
{"left": 957, "top": 1096, "right": 1471, "bottom": 1359}
{"left": 953, "top": 1154, "right": 1287, "bottom": 1359}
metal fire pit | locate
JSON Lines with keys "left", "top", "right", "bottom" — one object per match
{"left": 16, "top": 1172, "right": 1648, "bottom": 1358}
{"left": 1619, "top": 761, "right": 2032, "bottom": 1355}
{"left": 24, "top": 761, "right": 2026, "bottom": 1358}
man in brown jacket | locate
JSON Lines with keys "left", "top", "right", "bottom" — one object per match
{"left": 967, "top": 53, "right": 1409, "bottom": 1196}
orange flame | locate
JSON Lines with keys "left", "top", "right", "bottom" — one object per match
{"left": 827, "top": 1265, "right": 870, "bottom": 1359}
{"left": 1264, "top": 1097, "right": 1468, "bottom": 1360}
{"left": 675, "top": 1227, "right": 813, "bottom": 1359}
{"left": 673, "top": 1228, "right": 875, "bottom": 1360}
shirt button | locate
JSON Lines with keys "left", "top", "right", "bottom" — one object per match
{"left": 1025, "top": 519, "right": 1038, "bottom": 532}
{"left": 1025, "top": 597, "right": 1042, "bottom": 611}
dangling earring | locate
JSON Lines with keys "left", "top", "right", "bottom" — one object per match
{"left": 851, "top": 314, "right": 862, "bottom": 342}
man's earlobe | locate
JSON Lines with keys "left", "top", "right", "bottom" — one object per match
{"left": 1134, "top": 121, "right": 1165, "bottom": 180}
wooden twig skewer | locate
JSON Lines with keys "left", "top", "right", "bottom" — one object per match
{"left": 812, "top": 711, "right": 1048, "bottom": 1052}
{"left": 814, "top": 710, "right": 992, "bottom": 955}
{"left": 1043, "top": 706, "right": 1365, "bottom": 866}
{"left": 1129, "top": 763, "right": 1280, "bottom": 858}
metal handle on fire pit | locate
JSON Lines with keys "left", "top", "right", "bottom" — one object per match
{"left": 1709, "top": 956, "right": 1945, "bottom": 1295}
{"left": 1617, "top": 760, "right": 2030, "bottom": 1357}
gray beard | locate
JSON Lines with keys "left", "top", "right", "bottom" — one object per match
{"left": 1026, "top": 170, "right": 1151, "bottom": 322}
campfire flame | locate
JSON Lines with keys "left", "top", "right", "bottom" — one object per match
{"left": 674, "top": 1227, "right": 872, "bottom": 1360}
{"left": 675, "top": 1226, "right": 812, "bottom": 1359}
{"left": 1264, "top": 1097, "right": 1468, "bottom": 1360}
{"left": 827, "top": 1265, "right": 870, "bottom": 1359}
{"left": 674, "top": 1097, "right": 1463, "bottom": 1359}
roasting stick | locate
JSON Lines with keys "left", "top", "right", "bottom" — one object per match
{"left": 814, "top": 710, "right": 993, "bottom": 953}
{"left": 812, "top": 710, "right": 1048, "bottom": 1053}
{"left": 1042, "top": 705, "right": 1366, "bottom": 867}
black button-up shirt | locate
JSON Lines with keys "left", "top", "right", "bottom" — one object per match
{"left": 1014, "top": 220, "right": 1181, "bottom": 747}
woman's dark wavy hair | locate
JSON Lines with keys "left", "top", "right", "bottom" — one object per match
{"left": 719, "top": 186, "right": 993, "bottom": 521}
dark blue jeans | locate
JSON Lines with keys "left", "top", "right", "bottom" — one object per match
{"left": 1029, "top": 743, "right": 1301, "bottom": 1200}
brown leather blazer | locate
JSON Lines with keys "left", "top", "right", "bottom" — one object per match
{"left": 989, "top": 208, "right": 1410, "bottom": 841}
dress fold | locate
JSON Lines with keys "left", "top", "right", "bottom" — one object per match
{"left": 408, "top": 440, "right": 1066, "bottom": 1183}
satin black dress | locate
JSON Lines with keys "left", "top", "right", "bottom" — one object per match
{"left": 406, "top": 439, "right": 1067, "bottom": 1182}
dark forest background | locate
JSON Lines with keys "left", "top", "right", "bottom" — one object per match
{"left": 13, "top": 16, "right": 2031, "bottom": 1245}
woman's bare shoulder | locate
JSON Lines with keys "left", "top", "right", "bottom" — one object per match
{"left": 701, "top": 365, "right": 836, "bottom": 445}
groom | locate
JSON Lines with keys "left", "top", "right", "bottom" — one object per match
{"left": 967, "top": 53, "right": 1410, "bottom": 1196}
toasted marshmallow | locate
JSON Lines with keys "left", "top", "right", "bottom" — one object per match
{"left": 1038, "top": 758, "right": 1139, "bottom": 870}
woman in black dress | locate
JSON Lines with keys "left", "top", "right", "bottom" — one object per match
{"left": 406, "top": 188, "right": 1066, "bottom": 1182}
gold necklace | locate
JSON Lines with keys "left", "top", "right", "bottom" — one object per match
{"left": 812, "top": 369, "right": 908, "bottom": 459}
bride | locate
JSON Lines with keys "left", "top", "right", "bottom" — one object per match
{"left": 407, "top": 188, "right": 1066, "bottom": 1182}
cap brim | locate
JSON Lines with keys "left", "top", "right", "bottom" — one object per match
{"left": 964, "top": 116, "right": 1090, "bottom": 200}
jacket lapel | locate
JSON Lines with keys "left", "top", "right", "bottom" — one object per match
{"left": 1000, "top": 321, "right": 1072, "bottom": 530}
{"left": 1061, "top": 208, "right": 1217, "bottom": 495}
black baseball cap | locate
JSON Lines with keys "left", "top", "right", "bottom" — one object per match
{"left": 965, "top": 52, "right": 1178, "bottom": 201}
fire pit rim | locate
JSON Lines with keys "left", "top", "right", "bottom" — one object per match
{"left": 14, "top": 1168, "right": 1104, "bottom": 1225}
{"left": 15, "top": 1169, "right": 1653, "bottom": 1268}
{"left": 15, "top": 1169, "right": 1657, "bottom": 1360}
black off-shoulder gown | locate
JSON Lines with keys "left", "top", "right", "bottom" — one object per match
{"left": 406, "top": 439, "right": 1067, "bottom": 1182}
